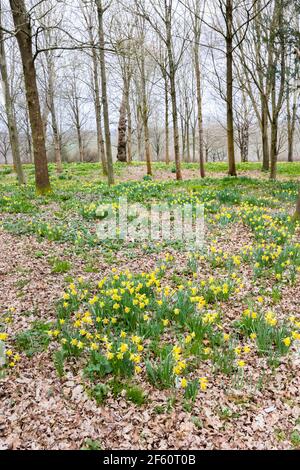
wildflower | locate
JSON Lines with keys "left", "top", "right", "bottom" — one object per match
{"left": 120, "top": 343, "right": 128, "bottom": 353}
{"left": 283, "top": 337, "right": 291, "bottom": 347}
{"left": 199, "top": 377, "right": 208, "bottom": 391}
{"left": 237, "top": 360, "right": 245, "bottom": 368}
{"left": 292, "top": 331, "right": 300, "bottom": 341}
{"left": 135, "top": 365, "right": 142, "bottom": 374}
{"left": 250, "top": 333, "right": 257, "bottom": 340}
{"left": 223, "top": 333, "right": 230, "bottom": 342}
{"left": 90, "top": 342, "right": 99, "bottom": 351}
{"left": 180, "top": 378, "right": 188, "bottom": 388}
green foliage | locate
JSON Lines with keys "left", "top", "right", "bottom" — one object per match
{"left": 15, "top": 321, "right": 52, "bottom": 357}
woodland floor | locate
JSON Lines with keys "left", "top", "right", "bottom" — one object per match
{"left": 0, "top": 162, "right": 300, "bottom": 450}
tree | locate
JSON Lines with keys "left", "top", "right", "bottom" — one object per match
{"left": 0, "top": 0, "right": 25, "bottom": 184}
{"left": 134, "top": 0, "right": 186, "bottom": 180}
{"left": 95, "top": 0, "right": 114, "bottom": 185}
{"left": 81, "top": 1, "right": 107, "bottom": 174}
{"left": 293, "top": 46, "right": 300, "bottom": 220}
{"left": 9, "top": 0, "right": 51, "bottom": 194}
{"left": 189, "top": 0, "right": 205, "bottom": 177}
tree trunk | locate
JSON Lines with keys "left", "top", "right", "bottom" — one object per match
{"left": 287, "top": 83, "right": 297, "bottom": 162}
{"left": 116, "top": 88, "right": 127, "bottom": 162}
{"left": 76, "top": 123, "right": 84, "bottom": 163}
{"left": 140, "top": 53, "right": 152, "bottom": 175}
{"left": 137, "top": 103, "right": 143, "bottom": 162}
{"left": 9, "top": 0, "right": 50, "bottom": 194}
{"left": 295, "top": 190, "right": 300, "bottom": 220}
{"left": 240, "top": 124, "right": 249, "bottom": 162}
{"left": 126, "top": 84, "right": 132, "bottom": 163}
{"left": 186, "top": 118, "right": 191, "bottom": 163}
{"left": 269, "top": 118, "right": 278, "bottom": 180}
{"left": 226, "top": 0, "right": 237, "bottom": 176}
{"left": 194, "top": 40, "right": 205, "bottom": 177}
{"left": 165, "top": 4, "right": 182, "bottom": 180}
{"left": 46, "top": 52, "right": 62, "bottom": 173}
{"left": 0, "top": 6, "right": 25, "bottom": 185}
{"left": 163, "top": 71, "right": 170, "bottom": 164}
{"left": 96, "top": 0, "right": 114, "bottom": 185}
{"left": 88, "top": 23, "right": 107, "bottom": 174}
{"left": 261, "top": 101, "right": 270, "bottom": 170}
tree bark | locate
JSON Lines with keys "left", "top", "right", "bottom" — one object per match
{"left": 116, "top": 88, "right": 127, "bottom": 162}
{"left": 126, "top": 90, "right": 132, "bottom": 163}
{"left": 45, "top": 51, "right": 62, "bottom": 173}
{"left": 261, "top": 101, "right": 270, "bottom": 170}
{"left": 10, "top": 0, "right": 51, "bottom": 194}
{"left": 140, "top": 52, "right": 152, "bottom": 175}
{"left": 9, "top": 0, "right": 50, "bottom": 194}
{"left": 88, "top": 22, "right": 107, "bottom": 174}
{"left": 163, "top": 70, "right": 170, "bottom": 164}
{"left": 295, "top": 190, "right": 300, "bottom": 220}
{"left": 194, "top": 39, "right": 205, "bottom": 177}
{"left": 165, "top": 3, "right": 182, "bottom": 180}
{"left": 96, "top": 0, "right": 114, "bottom": 185}
{"left": 226, "top": 0, "right": 237, "bottom": 176}
{"left": 0, "top": 4, "right": 25, "bottom": 184}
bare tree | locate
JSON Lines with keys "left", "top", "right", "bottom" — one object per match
{"left": 8, "top": 0, "right": 51, "bottom": 194}
{"left": 95, "top": 0, "right": 114, "bottom": 184}
{"left": 0, "top": 0, "right": 25, "bottom": 184}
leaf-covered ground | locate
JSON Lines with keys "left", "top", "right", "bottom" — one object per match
{"left": 1, "top": 162, "right": 300, "bottom": 450}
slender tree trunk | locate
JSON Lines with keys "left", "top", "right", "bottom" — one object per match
{"left": 261, "top": 101, "right": 270, "bottom": 170}
{"left": 295, "top": 190, "right": 300, "bottom": 220}
{"left": 46, "top": 53, "right": 62, "bottom": 173}
{"left": 0, "top": 6, "right": 25, "bottom": 184}
{"left": 226, "top": 0, "right": 237, "bottom": 176}
{"left": 287, "top": 83, "right": 297, "bottom": 162}
{"left": 9, "top": 0, "right": 50, "bottom": 194}
{"left": 126, "top": 84, "right": 132, "bottom": 163}
{"left": 96, "top": 0, "right": 114, "bottom": 185}
{"left": 192, "top": 125, "right": 196, "bottom": 162}
{"left": 76, "top": 125, "right": 84, "bottom": 163}
{"left": 116, "top": 88, "right": 127, "bottom": 162}
{"left": 89, "top": 24, "right": 107, "bottom": 174}
{"left": 269, "top": 118, "right": 278, "bottom": 180}
{"left": 140, "top": 53, "right": 152, "bottom": 175}
{"left": 194, "top": 41, "right": 205, "bottom": 177}
{"left": 181, "top": 115, "right": 186, "bottom": 161}
{"left": 165, "top": 4, "right": 182, "bottom": 180}
{"left": 186, "top": 118, "right": 191, "bottom": 163}
{"left": 163, "top": 72, "right": 170, "bottom": 164}
{"left": 137, "top": 103, "right": 143, "bottom": 162}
